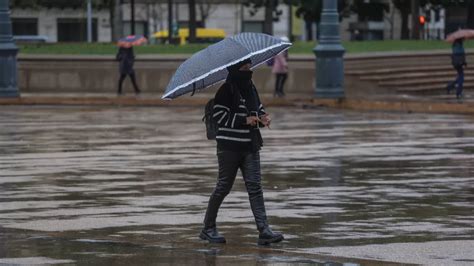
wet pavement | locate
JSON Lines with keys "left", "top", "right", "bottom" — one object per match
{"left": 0, "top": 106, "right": 473, "bottom": 265}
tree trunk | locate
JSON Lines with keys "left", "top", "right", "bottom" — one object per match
{"left": 199, "top": 4, "right": 206, "bottom": 28}
{"left": 263, "top": 0, "right": 273, "bottom": 35}
{"left": 188, "top": 0, "right": 197, "bottom": 43}
{"left": 168, "top": 0, "right": 173, "bottom": 44}
{"left": 410, "top": 0, "right": 419, "bottom": 40}
{"left": 131, "top": 0, "right": 135, "bottom": 35}
{"left": 467, "top": 3, "right": 474, "bottom": 29}
{"left": 305, "top": 19, "right": 313, "bottom": 41}
{"left": 401, "top": 11, "right": 409, "bottom": 40}
{"left": 112, "top": 0, "right": 123, "bottom": 41}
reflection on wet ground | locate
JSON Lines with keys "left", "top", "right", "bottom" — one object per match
{"left": 0, "top": 106, "right": 473, "bottom": 265}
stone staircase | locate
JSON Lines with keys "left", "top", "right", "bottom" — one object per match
{"left": 345, "top": 51, "right": 474, "bottom": 95}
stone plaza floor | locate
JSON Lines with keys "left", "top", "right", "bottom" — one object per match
{"left": 0, "top": 106, "right": 473, "bottom": 265}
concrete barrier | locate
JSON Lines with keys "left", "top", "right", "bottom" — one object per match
{"left": 17, "top": 54, "right": 315, "bottom": 95}
{"left": 17, "top": 50, "right": 473, "bottom": 95}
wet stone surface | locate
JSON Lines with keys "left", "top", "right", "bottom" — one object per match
{"left": 0, "top": 106, "right": 473, "bottom": 265}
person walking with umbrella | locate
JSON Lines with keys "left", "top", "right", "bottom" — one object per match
{"left": 445, "top": 29, "right": 474, "bottom": 99}
{"left": 199, "top": 58, "right": 284, "bottom": 245}
{"left": 272, "top": 36, "right": 289, "bottom": 97}
{"left": 446, "top": 38, "right": 467, "bottom": 99}
{"left": 161, "top": 33, "right": 291, "bottom": 245}
{"left": 116, "top": 35, "right": 146, "bottom": 95}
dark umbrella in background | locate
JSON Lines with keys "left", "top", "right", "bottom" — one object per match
{"left": 118, "top": 35, "right": 147, "bottom": 48}
{"left": 162, "top": 33, "right": 292, "bottom": 100}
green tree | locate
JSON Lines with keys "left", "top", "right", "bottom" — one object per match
{"left": 290, "top": 0, "right": 348, "bottom": 40}
{"left": 244, "top": 0, "right": 285, "bottom": 35}
{"left": 392, "top": 0, "right": 429, "bottom": 39}
{"left": 351, "top": 0, "right": 389, "bottom": 22}
{"left": 428, "top": 0, "right": 474, "bottom": 28}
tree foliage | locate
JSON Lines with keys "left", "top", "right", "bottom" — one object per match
{"left": 244, "top": 0, "right": 284, "bottom": 19}
{"left": 351, "top": 0, "right": 389, "bottom": 21}
{"left": 291, "top": 0, "right": 348, "bottom": 23}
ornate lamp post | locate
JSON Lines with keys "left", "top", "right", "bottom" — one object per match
{"left": 314, "top": 0, "right": 345, "bottom": 98}
{"left": 0, "top": 0, "right": 19, "bottom": 98}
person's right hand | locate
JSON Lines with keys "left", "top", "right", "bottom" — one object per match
{"left": 246, "top": 116, "right": 260, "bottom": 126}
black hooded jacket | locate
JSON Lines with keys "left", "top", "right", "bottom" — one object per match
{"left": 116, "top": 47, "right": 135, "bottom": 75}
{"left": 212, "top": 63, "right": 265, "bottom": 152}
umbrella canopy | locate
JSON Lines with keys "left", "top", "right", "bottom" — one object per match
{"left": 162, "top": 32, "right": 292, "bottom": 100}
{"left": 445, "top": 29, "right": 474, "bottom": 43}
{"left": 118, "top": 35, "right": 147, "bottom": 48}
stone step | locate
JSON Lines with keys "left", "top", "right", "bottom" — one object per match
{"left": 379, "top": 76, "right": 474, "bottom": 87}
{"left": 345, "top": 54, "right": 474, "bottom": 71}
{"left": 360, "top": 70, "right": 474, "bottom": 81}
{"left": 345, "top": 58, "right": 451, "bottom": 69}
{"left": 396, "top": 82, "right": 474, "bottom": 93}
{"left": 346, "top": 65, "right": 454, "bottom": 76}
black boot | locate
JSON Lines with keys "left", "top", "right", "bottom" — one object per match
{"left": 246, "top": 184, "right": 284, "bottom": 245}
{"left": 199, "top": 227, "right": 226, "bottom": 243}
{"left": 200, "top": 194, "right": 227, "bottom": 243}
{"left": 258, "top": 226, "right": 284, "bottom": 245}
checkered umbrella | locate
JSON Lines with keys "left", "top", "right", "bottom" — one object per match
{"left": 162, "top": 33, "right": 292, "bottom": 100}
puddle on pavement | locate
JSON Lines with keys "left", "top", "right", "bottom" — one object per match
{"left": 0, "top": 106, "right": 472, "bottom": 265}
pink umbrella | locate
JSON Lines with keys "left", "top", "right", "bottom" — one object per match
{"left": 117, "top": 35, "right": 147, "bottom": 48}
{"left": 445, "top": 29, "right": 474, "bottom": 43}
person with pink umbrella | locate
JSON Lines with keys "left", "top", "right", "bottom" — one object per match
{"left": 116, "top": 35, "right": 147, "bottom": 95}
{"left": 446, "top": 29, "right": 473, "bottom": 99}
{"left": 446, "top": 38, "right": 467, "bottom": 99}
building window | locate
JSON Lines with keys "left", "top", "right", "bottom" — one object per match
{"left": 123, "top": 21, "right": 149, "bottom": 37}
{"left": 12, "top": 18, "right": 38, "bottom": 35}
{"left": 57, "top": 18, "right": 97, "bottom": 42}
{"left": 242, "top": 21, "right": 264, "bottom": 33}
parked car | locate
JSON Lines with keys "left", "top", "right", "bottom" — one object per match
{"left": 153, "top": 28, "right": 226, "bottom": 45}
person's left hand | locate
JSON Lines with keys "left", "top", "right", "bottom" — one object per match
{"left": 260, "top": 113, "right": 271, "bottom": 128}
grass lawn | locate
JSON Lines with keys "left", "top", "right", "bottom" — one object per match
{"left": 18, "top": 40, "right": 474, "bottom": 55}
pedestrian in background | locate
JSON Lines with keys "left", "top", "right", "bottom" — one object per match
{"left": 116, "top": 46, "right": 141, "bottom": 95}
{"left": 447, "top": 38, "right": 467, "bottom": 99}
{"left": 272, "top": 36, "right": 289, "bottom": 97}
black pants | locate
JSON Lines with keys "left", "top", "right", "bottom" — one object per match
{"left": 275, "top": 73, "right": 287, "bottom": 96}
{"left": 447, "top": 65, "right": 465, "bottom": 97}
{"left": 203, "top": 149, "right": 268, "bottom": 231}
{"left": 118, "top": 72, "right": 140, "bottom": 94}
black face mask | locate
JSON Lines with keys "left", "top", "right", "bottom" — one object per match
{"left": 231, "top": 70, "right": 253, "bottom": 81}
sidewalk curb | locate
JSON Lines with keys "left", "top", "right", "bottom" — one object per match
{"left": 0, "top": 96, "right": 302, "bottom": 107}
{"left": 0, "top": 96, "right": 472, "bottom": 115}
{"left": 309, "top": 98, "right": 474, "bottom": 115}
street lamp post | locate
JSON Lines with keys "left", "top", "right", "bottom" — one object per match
{"left": 87, "top": 0, "right": 92, "bottom": 43}
{"left": 0, "top": 0, "right": 19, "bottom": 98}
{"left": 313, "top": 0, "right": 345, "bottom": 99}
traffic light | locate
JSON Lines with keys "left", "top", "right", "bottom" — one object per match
{"left": 419, "top": 15, "right": 426, "bottom": 26}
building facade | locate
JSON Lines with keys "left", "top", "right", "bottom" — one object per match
{"left": 11, "top": 0, "right": 292, "bottom": 43}
{"left": 11, "top": 0, "right": 467, "bottom": 43}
